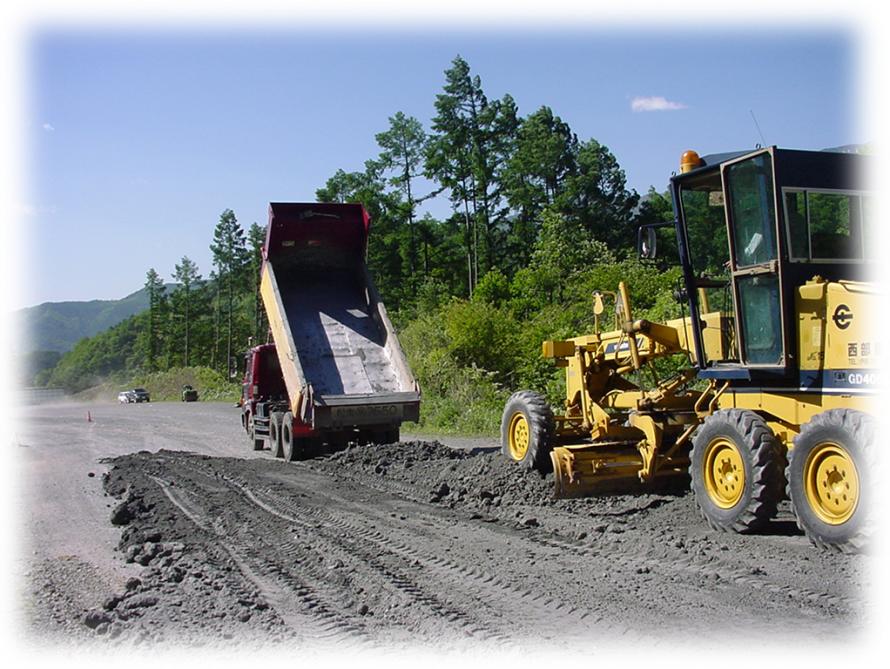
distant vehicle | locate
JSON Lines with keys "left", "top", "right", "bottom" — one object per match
{"left": 119, "top": 388, "right": 150, "bottom": 404}
{"left": 181, "top": 385, "right": 199, "bottom": 402}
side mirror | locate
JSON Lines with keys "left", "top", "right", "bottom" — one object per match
{"left": 637, "top": 221, "right": 674, "bottom": 260}
{"left": 638, "top": 225, "right": 658, "bottom": 259}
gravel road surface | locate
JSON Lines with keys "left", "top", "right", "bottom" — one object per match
{"left": 14, "top": 400, "right": 877, "bottom": 658}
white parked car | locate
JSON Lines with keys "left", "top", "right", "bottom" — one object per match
{"left": 118, "top": 388, "right": 150, "bottom": 403}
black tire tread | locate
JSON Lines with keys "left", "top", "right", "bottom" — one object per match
{"left": 690, "top": 408, "right": 784, "bottom": 534}
{"left": 248, "top": 414, "right": 264, "bottom": 451}
{"left": 786, "top": 409, "right": 874, "bottom": 554}
{"left": 269, "top": 412, "right": 284, "bottom": 459}
{"left": 500, "top": 390, "right": 556, "bottom": 473}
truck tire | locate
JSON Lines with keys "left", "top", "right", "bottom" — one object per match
{"left": 247, "top": 414, "right": 264, "bottom": 452}
{"left": 281, "top": 412, "right": 311, "bottom": 462}
{"left": 269, "top": 413, "right": 284, "bottom": 458}
{"left": 280, "top": 412, "right": 297, "bottom": 460}
{"left": 500, "top": 390, "right": 555, "bottom": 473}
{"left": 690, "top": 409, "right": 784, "bottom": 533}
{"left": 786, "top": 409, "right": 873, "bottom": 553}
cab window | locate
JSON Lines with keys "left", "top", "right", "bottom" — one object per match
{"left": 726, "top": 154, "right": 778, "bottom": 268}
{"left": 783, "top": 189, "right": 870, "bottom": 261}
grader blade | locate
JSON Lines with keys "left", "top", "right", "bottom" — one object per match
{"left": 551, "top": 443, "right": 648, "bottom": 498}
{"left": 551, "top": 442, "right": 692, "bottom": 498}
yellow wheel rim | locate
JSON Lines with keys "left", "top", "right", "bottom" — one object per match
{"left": 803, "top": 442, "right": 858, "bottom": 525}
{"left": 507, "top": 413, "right": 530, "bottom": 461}
{"left": 703, "top": 437, "right": 745, "bottom": 509}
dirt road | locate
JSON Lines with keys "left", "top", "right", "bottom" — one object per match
{"left": 14, "top": 400, "right": 875, "bottom": 655}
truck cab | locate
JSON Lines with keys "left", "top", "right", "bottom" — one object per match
{"left": 241, "top": 343, "right": 288, "bottom": 448}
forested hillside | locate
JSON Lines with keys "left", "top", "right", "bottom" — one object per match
{"left": 39, "top": 56, "right": 686, "bottom": 432}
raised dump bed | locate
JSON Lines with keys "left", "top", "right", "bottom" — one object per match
{"left": 242, "top": 202, "right": 419, "bottom": 458}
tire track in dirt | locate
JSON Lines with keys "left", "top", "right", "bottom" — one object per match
{"left": 165, "top": 460, "right": 518, "bottom": 644}
{"left": 176, "top": 457, "right": 610, "bottom": 643}
{"left": 148, "top": 474, "right": 372, "bottom": 648}
{"left": 230, "top": 475, "right": 613, "bottom": 641}
{"left": 96, "top": 445, "right": 865, "bottom": 646}
{"left": 166, "top": 454, "right": 633, "bottom": 641}
{"left": 305, "top": 452, "right": 860, "bottom": 619}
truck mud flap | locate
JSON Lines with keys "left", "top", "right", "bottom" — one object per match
{"left": 312, "top": 391, "right": 420, "bottom": 429}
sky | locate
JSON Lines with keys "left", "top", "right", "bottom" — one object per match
{"left": 8, "top": 12, "right": 875, "bottom": 311}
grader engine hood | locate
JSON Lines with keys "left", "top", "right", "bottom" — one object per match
{"left": 797, "top": 278, "right": 882, "bottom": 393}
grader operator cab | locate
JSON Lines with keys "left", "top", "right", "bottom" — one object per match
{"left": 502, "top": 146, "right": 877, "bottom": 552}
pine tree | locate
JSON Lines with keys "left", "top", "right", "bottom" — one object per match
{"left": 375, "top": 112, "right": 441, "bottom": 293}
{"left": 247, "top": 222, "right": 267, "bottom": 344}
{"left": 143, "top": 267, "right": 166, "bottom": 371}
{"left": 427, "top": 56, "right": 518, "bottom": 291}
{"left": 171, "top": 256, "right": 201, "bottom": 367}
{"left": 210, "top": 209, "right": 249, "bottom": 376}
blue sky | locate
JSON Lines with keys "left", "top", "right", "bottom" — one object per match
{"left": 20, "top": 27, "right": 860, "bottom": 310}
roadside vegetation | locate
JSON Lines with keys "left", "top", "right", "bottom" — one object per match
{"left": 35, "top": 56, "right": 705, "bottom": 435}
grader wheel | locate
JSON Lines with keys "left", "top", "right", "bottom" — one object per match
{"left": 787, "top": 409, "right": 873, "bottom": 553}
{"left": 500, "top": 391, "right": 555, "bottom": 473}
{"left": 690, "top": 409, "right": 784, "bottom": 533}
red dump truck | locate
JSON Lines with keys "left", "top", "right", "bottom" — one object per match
{"left": 240, "top": 202, "right": 420, "bottom": 460}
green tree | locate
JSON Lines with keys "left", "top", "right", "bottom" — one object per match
{"left": 141, "top": 268, "right": 166, "bottom": 371}
{"left": 247, "top": 222, "right": 267, "bottom": 344}
{"left": 561, "top": 139, "right": 640, "bottom": 250}
{"left": 170, "top": 256, "right": 201, "bottom": 367}
{"left": 502, "top": 106, "right": 578, "bottom": 269}
{"left": 210, "top": 209, "right": 249, "bottom": 376}
{"left": 505, "top": 106, "right": 577, "bottom": 214}
{"left": 513, "top": 209, "right": 615, "bottom": 312}
{"left": 427, "top": 56, "right": 518, "bottom": 291}
{"left": 375, "top": 112, "right": 440, "bottom": 292}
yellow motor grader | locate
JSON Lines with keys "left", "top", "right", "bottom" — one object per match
{"left": 502, "top": 146, "right": 878, "bottom": 552}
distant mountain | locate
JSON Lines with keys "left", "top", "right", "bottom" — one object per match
{"left": 15, "top": 284, "right": 175, "bottom": 353}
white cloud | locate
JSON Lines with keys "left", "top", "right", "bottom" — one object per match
{"left": 42, "top": 123, "right": 55, "bottom": 131}
{"left": 631, "top": 96, "right": 687, "bottom": 112}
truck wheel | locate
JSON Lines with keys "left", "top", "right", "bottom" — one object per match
{"left": 281, "top": 412, "right": 311, "bottom": 461}
{"left": 280, "top": 412, "right": 296, "bottom": 460}
{"left": 269, "top": 413, "right": 284, "bottom": 458}
{"left": 787, "top": 409, "right": 873, "bottom": 553}
{"left": 500, "top": 391, "right": 555, "bottom": 473}
{"left": 690, "top": 409, "right": 784, "bottom": 533}
{"left": 247, "top": 415, "right": 264, "bottom": 451}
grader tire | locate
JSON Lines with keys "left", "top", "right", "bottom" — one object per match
{"left": 690, "top": 409, "right": 784, "bottom": 533}
{"left": 500, "top": 390, "right": 555, "bottom": 473}
{"left": 787, "top": 409, "right": 873, "bottom": 553}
